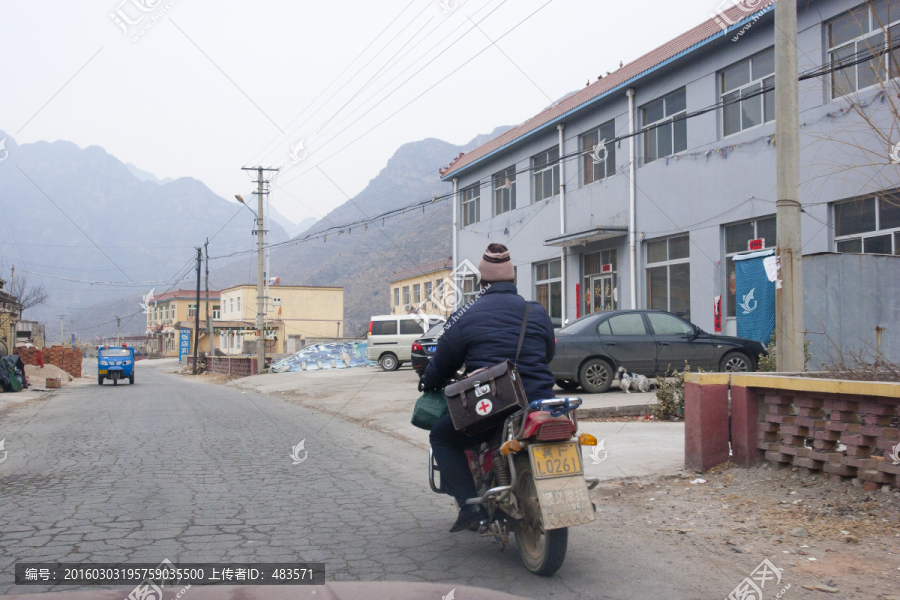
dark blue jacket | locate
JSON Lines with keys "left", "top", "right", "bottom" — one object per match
{"left": 422, "top": 282, "right": 556, "bottom": 401}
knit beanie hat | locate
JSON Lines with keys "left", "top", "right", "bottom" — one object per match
{"left": 478, "top": 243, "right": 515, "bottom": 282}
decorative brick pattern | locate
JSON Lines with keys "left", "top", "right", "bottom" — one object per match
{"left": 753, "top": 391, "right": 899, "bottom": 488}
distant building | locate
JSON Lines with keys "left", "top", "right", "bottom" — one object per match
{"left": 214, "top": 284, "right": 344, "bottom": 355}
{"left": 388, "top": 258, "right": 453, "bottom": 317}
{"left": 145, "top": 289, "right": 221, "bottom": 357}
{"left": 0, "top": 277, "right": 21, "bottom": 355}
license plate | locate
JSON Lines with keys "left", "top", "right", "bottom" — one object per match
{"left": 427, "top": 346, "right": 437, "bottom": 352}
{"left": 529, "top": 442, "right": 583, "bottom": 479}
{"left": 98, "top": 370, "right": 107, "bottom": 375}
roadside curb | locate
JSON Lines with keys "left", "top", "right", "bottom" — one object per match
{"left": 579, "top": 403, "right": 656, "bottom": 418}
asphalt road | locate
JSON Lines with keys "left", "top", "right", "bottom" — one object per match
{"left": 0, "top": 360, "right": 742, "bottom": 599}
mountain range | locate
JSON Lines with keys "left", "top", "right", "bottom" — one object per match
{"left": 0, "top": 126, "right": 510, "bottom": 341}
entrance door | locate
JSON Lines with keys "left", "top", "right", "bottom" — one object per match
{"left": 591, "top": 275, "right": 617, "bottom": 313}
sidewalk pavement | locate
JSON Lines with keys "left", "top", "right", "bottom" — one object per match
{"left": 193, "top": 363, "right": 683, "bottom": 481}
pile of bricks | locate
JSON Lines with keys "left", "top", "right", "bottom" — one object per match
{"left": 758, "top": 391, "right": 899, "bottom": 491}
{"left": 16, "top": 346, "right": 82, "bottom": 378}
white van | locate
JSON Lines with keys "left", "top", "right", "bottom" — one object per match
{"left": 366, "top": 314, "right": 446, "bottom": 371}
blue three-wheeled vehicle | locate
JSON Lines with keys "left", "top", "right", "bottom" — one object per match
{"left": 98, "top": 344, "right": 135, "bottom": 385}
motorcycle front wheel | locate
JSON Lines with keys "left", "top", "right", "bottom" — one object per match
{"left": 513, "top": 456, "right": 568, "bottom": 576}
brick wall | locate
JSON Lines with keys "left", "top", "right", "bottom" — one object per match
{"left": 186, "top": 356, "right": 258, "bottom": 378}
{"left": 17, "top": 346, "right": 82, "bottom": 378}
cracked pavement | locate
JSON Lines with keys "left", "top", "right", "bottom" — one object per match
{"left": 0, "top": 359, "right": 742, "bottom": 599}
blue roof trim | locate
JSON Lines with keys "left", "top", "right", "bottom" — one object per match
{"left": 441, "top": 5, "right": 775, "bottom": 181}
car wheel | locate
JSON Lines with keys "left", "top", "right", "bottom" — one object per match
{"left": 720, "top": 352, "right": 752, "bottom": 373}
{"left": 555, "top": 379, "right": 580, "bottom": 391}
{"left": 129, "top": 374, "right": 135, "bottom": 385}
{"left": 98, "top": 376, "right": 104, "bottom": 385}
{"left": 578, "top": 359, "right": 613, "bottom": 393}
{"left": 379, "top": 353, "right": 399, "bottom": 371}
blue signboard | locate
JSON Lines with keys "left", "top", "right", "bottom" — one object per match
{"left": 734, "top": 250, "right": 776, "bottom": 346}
{"left": 179, "top": 329, "right": 191, "bottom": 363}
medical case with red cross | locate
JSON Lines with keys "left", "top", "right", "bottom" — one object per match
{"left": 444, "top": 360, "right": 529, "bottom": 436}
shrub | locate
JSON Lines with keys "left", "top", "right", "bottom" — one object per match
{"left": 653, "top": 364, "right": 690, "bottom": 420}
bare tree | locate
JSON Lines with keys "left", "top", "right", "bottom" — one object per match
{"left": 4, "top": 270, "right": 48, "bottom": 315}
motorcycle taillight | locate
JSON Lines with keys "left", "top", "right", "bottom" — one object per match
{"left": 535, "top": 420, "right": 576, "bottom": 442}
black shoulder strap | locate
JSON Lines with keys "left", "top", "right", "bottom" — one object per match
{"left": 514, "top": 301, "right": 531, "bottom": 365}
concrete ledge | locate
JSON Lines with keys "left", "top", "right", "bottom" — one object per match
{"left": 684, "top": 372, "right": 729, "bottom": 385}
{"left": 685, "top": 371, "right": 900, "bottom": 399}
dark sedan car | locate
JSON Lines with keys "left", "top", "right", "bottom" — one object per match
{"left": 411, "top": 323, "right": 445, "bottom": 376}
{"left": 550, "top": 309, "right": 767, "bottom": 393}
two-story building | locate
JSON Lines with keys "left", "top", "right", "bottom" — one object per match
{"left": 0, "top": 277, "right": 21, "bottom": 355}
{"left": 214, "top": 284, "right": 344, "bottom": 355}
{"left": 145, "top": 289, "right": 221, "bottom": 357}
{"left": 388, "top": 258, "right": 454, "bottom": 316}
{"left": 440, "top": 0, "right": 900, "bottom": 341}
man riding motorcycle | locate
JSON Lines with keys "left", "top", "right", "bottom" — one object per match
{"left": 421, "top": 243, "right": 556, "bottom": 533}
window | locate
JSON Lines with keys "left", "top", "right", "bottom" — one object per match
{"left": 583, "top": 249, "right": 618, "bottom": 314}
{"left": 532, "top": 147, "right": 560, "bottom": 202}
{"left": 461, "top": 184, "right": 480, "bottom": 226}
{"left": 424, "top": 281, "right": 433, "bottom": 302}
{"left": 833, "top": 194, "right": 900, "bottom": 254}
{"left": 828, "top": 1, "right": 900, "bottom": 98}
{"left": 393, "top": 287, "right": 400, "bottom": 307}
{"left": 371, "top": 320, "right": 397, "bottom": 336}
{"left": 402, "top": 286, "right": 410, "bottom": 306}
{"left": 603, "top": 313, "right": 648, "bottom": 335}
{"left": 188, "top": 303, "right": 196, "bottom": 318}
{"left": 412, "top": 283, "right": 421, "bottom": 304}
{"left": 400, "top": 319, "right": 423, "bottom": 335}
{"left": 647, "top": 312, "right": 694, "bottom": 335}
{"left": 493, "top": 166, "right": 516, "bottom": 216}
{"left": 581, "top": 120, "right": 616, "bottom": 184}
{"left": 212, "top": 305, "right": 221, "bottom": 319}
{"left": 534, "top": 259, "right": 562, "bottom": 326}
{"left": 721, "top": 48, "right": 775, "bottom": 137}
{"left": 230, "top": 298, "right": 234, "bottom": 313}
{"left": 646, "top": 234, "right": 691, "bottom": 320}
{"left": 724, "top": 216, "right": 776, "bottom": 316}
{"left": 237, "top": 297, "right": 241, "bottom": 312}
{"left": 642, "top": 88, "right": 687, "bottom": 164}
{"left": 462, "top": 275, "right": 480, "bottom": 306}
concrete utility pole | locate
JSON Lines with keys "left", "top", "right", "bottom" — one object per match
{"left": 775, "top": 0, "right": 805, "bottom": 372}
{"left": 241, "top": 166, "right": 279, "bottom": 375}
{"left": 116, "top": 317, "right": 121, "bottom": 346}
{"left": 192, "top": 247, "right": 201, "bottom": 375}
{"left": 59, "top": 315, "right": 66, "bottom": 346}
{"left": 205, "top": 239, "right": 213, "bottom": 358}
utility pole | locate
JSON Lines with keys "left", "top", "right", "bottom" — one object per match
{"left": 205, "top": 239, "right": 213, "bottom": 358}
{"left": 775, "top": 0, "right": 804, "bottom": 372}
{"left": 59, "top": 315, "right": 66, "bottom": 346}
{"left": 192, "top": 247, "right": 201, "bottom": 375}
{"left": 241, "top": 165, "right": 279, "bottom": 375}
{"left": 116, "top": 317, "right": 121, "bottom": 346}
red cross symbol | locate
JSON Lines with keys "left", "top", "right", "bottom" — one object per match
{"left": 476, "top": 400, "right": 492, "bottom": 415}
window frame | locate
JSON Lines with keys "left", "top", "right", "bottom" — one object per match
{"left": 833, "top": 195, "right": 900, "bottom": 254}
{"left": 645, "top": 234, "right": 691, "bottom": 321}
{"left": 724, "top": 216, "right": 777, "bottom": 317}
{"left": 641, "top": 88, "right": 688, "bottom": 164}
{"left": 461, "top": 184, "right": 481, "bottom": 227}
{"left": 212, "top": 305, "right": 221, "bottom": 319}
{"left": 533, "top": 258, "right": 563, "bottom": 326}
{"left": 402, "top": 286, "right": 410, "bottom": 306}
{"left": 720, "top": 48, "right": 775, "bottom": 137}
{"left": 492, "top": 166, "right": 517, "bottom": 216}
{"left": 581, "top": 119, "right": 617, "bottom": 185}
{"left": 827, "top": 1, "right": 900, "bottom": 99}
{"left": 532, "top": 146, "right": 560, "bottom": 203}
{"left": 412, "top": 283, "right": 421, "bottom": 304}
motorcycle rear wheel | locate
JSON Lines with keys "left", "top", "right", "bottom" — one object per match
{"left": 513, "top": 456, "right": 568, "bottom": 576}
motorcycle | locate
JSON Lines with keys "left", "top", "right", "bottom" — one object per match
{"left": 429, "top": 397, "right": 600, "bottom": 576}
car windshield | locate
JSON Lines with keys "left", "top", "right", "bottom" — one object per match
{"left": 423, "top": 323, "right": 446, "bottom": 339}
{"left": 99, "top": 349, "right": 131, "bottom": 357}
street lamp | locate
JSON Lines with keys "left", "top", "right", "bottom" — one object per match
{"left": 235, "top": 194, "right": 257, "bottom": 218}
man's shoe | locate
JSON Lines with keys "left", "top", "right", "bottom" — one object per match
{"left": 449, "top": 505, "right": 484, "bottom": 533}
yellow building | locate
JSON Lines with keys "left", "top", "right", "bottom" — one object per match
{"left": 0, "top": 277, "right": 21, "bottom": 355}
{"left": 388, "top": 258, "right": 453, "bottom": 316}
{"left": 214, "top": 284, "right": 343, "bottom": 355}
{"left": 145, "top": 289, "right": 221, "bottom": 357}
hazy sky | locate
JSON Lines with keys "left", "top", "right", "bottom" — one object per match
{"left": 1, "top": 0, "right": 716, "bottom": 226}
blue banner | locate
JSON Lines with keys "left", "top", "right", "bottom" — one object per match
{"left": 179, "top": 329, "right": 191, "bottom": 363}
{"left": 734, "top": 251, "right": 775, "bottom": 346}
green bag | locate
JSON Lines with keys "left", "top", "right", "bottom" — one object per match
{"left": 411, "top": 390, "right": 449, "bottom": 430}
